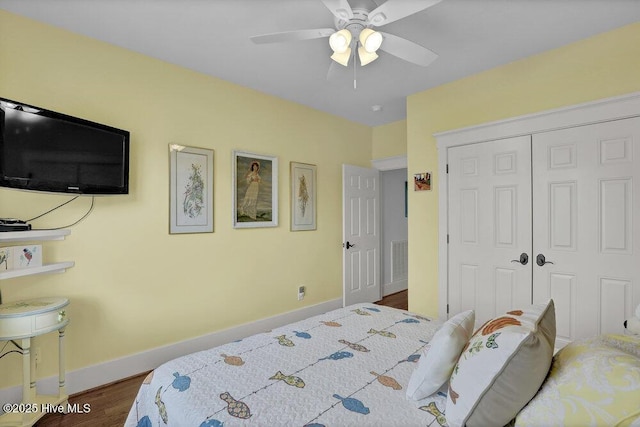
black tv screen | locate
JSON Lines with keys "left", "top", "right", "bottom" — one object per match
{"left": 0, "top": 97, "right": 130, "bottom": 195}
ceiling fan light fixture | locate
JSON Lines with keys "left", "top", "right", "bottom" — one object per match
{"left": 358, "top": 46, "right": 378, "bottom": 66}
{"left": 329, "top": 29, "right": 352, "bottom": 53}
{"left": 331, "top": 48, "right": 352, "bottom": 66}
{"left": 359, "top": 28, "right": 383, "bottom": 53}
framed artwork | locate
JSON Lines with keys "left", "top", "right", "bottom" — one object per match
{"left": 290, "top": 162, "right": 317, "bottom": 231}
{"left": 414, "top": 172, "right": 432, "bottom": 191}
{"left": 169, "top": 144, "right": 214, "bottom": 234}
{"left": 233, "top": 150, "right": 278, "bottom": 228}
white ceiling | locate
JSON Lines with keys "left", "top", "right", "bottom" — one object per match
{"left": 1, "top": 0, "right": 639, "bottom": 126}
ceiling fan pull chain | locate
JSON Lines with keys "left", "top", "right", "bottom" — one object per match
{"left": 353, "top": 49, "right": 357, "bottom": 90}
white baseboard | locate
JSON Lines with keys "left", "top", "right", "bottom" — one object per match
{"left": 383, "top": 280, "right": 408, "bottom": 297}
{"left": 0, "top": 298, "right": 342, "bottom": 406}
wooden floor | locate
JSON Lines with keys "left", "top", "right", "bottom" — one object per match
{"left": 374, "top": 289, "right": 408, "bottom": 310}
{"left": 35, "top": 372, "right": 150, "bottom": 427}
{"left": 36, "top": 290, "right": 408, "bottom": 426}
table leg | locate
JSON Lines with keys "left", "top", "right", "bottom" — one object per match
{"left": 58, "top": 327, "right": 66, "bottom": 397}
{"left": 20, "top": 337, "right": 31, "bottom": 403}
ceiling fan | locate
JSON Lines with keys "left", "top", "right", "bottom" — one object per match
{"left": 250, "top": 0, "right": 441, "bottom": 68}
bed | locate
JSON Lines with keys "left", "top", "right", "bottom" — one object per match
{"left": 125, "top": 301, "right": 640, "bottom": 427}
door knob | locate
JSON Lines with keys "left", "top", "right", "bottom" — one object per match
{"left": 344, "top": 241, "right": 356, "bottom": 249}
{"left": 510, "top": 253, "right": 529, "bottom": 265}
{"left": 536, "top": 254, "right": 554, "bottom": 267}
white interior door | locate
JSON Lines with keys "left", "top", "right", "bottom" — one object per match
{"left": 343, "top": 164, "right": 381, "bottom": 306}
{"left": 448, "top": 136, "right": 533, "bottom": 327}
{"left": 532, "top": 117, "right": 640, "bottom": 348}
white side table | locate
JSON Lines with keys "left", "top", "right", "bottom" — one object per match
{"left": 0, "top": 297, "right": 69, "bottom": 426}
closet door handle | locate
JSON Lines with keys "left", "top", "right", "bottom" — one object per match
{"left": 536, "top": 254, "right": 554, "bottom": 267}
{"left": 510, "top": 253, "right": 528, "bottom": 265}
{"left": 344, "top": 241, "right": 356, "bottom": 249}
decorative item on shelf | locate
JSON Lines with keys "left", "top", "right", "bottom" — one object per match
{"left": 290, "top": 162, "right": 317, "bottom": 231}
{"left": 0, "top": 245, "right": 43, "bottom": 271}
{"left": 0, "top": 230, "right": 73, "bottom": 289}
{"left": 169, "top": 144, "right": 214, "bottom": 234}
{"left": 414, "top": 172, "right": 432, "bottom": 191}
{"left": 0, "top": 246, "right": 12, "bottom": 271}
{"left": 233, "top": 150, "right": 278, "bottom": 229}
{"left": 15, "top": 244, "right": 42, "bottom": 269}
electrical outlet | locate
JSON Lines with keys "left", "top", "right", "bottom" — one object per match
{"left": 35, "top": 347, "right": 41, "bottom": 366}
{"left": 298, "top": 285, "right": 306, "bottom": 301}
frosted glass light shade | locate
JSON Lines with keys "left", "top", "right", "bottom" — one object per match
{"left": 329, "top": 29, "right": 352, "bottom": 53}
{"left": 358, "top": 46, "right": 378, "bottom": 66}
{"left": 331, "top": 48, "right": 351, "bottom": 66}
{"left": 359, "top": 28, "right": 383, "bottom": 53}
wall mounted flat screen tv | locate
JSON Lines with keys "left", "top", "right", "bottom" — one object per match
{"left": 0, "top": 97, "right": 130, "bottom": 195}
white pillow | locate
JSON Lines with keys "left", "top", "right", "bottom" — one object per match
{"left": 445, "top": 300, "right": 556, "bottom": 427}
{"left": 406, "top": 309, "right": 475, "bottom": 400}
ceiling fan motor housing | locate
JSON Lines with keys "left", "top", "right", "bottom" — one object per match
{"left": 335, "top": 9, "right": 371, "bottom": 43}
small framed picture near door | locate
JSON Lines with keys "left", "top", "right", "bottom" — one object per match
{"left": 169, "top": 144, "right": 214, "bottom": 234}
{"left": 414, "top": 172, "right": 432, "bottom": 191}
{"left": 290, "top": 162, "right": 317, "bottom": 231}
{"left": 233, "top": 150, "right": 278, "bottom": 228}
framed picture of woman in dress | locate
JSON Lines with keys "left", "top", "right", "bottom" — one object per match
{"left": 232, "top": 150, "right": 278, "bottom": 228}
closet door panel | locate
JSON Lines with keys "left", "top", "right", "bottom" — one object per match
{"left": 448, "top": 136, "right": 532, "bottom": 328}
{"left": 532, "top": 116, "right": 640, "bottom": 348}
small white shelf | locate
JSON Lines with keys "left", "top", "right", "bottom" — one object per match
{"left": 0, "top": 262, "right": 75, "bottom": 280}
{"left": 0, "top": 229, "right": 71, "bottom": 243}
{"left": 0, "top": 229, "right": 74, "bottom": 281}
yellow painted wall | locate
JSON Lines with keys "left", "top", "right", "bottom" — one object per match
{"left": 372, "top": 119, "right": 407, "bottom": 160}
{"left": 407, "top": 22, "right": 640, "bottom": 317}
{"left": 0, "top": 10, "right": 371, "bottom": 389}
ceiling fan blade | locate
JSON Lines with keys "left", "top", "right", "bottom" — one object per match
{"left": 320, "top": 0, "right": 354, "bottom": 21}
{"left": 250, "top": 28, "right": 335, "bottom": 44}
{"left": 378, "top": 32, "right": 438, "bottom": 67}
{"left": 326, "top": 61, "right": 339, "bottom": 80}
{"left": 368, "top": 0, "right": 442, "bottom": 26}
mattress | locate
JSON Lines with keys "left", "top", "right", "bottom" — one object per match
{"left": 125, "top": 303, "right": 449, "bottom": 426}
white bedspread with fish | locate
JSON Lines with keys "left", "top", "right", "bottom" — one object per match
{"left": 125, "top": 303, "right": 449, "bottom": 427}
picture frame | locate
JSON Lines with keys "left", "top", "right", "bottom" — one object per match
{"left": 233, "top": 150, "right": 278, "bottom": 228}
{"left": 169, "top": 144, "right": 214, "bottom": 234}
{"left": 290, "top": 162, "right": 317, "bottom": 231}
{"left": 414, "top": 172, "right": 432, "bottom": 191}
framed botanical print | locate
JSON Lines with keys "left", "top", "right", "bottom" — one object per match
{"left": 233, "top": 150, "right": 278, "bottom": 228}
{"left": 290, "top": 162, "right": 317, "bottom": 231}
{"left": 169, "top": 144, "right": 214, "bottom": 234}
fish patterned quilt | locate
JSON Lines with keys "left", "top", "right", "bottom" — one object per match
{"left": 125, "top": 303, "right": 449, "bottom": 427}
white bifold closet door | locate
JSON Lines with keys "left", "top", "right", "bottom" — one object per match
{"left": 532, "top": 117, "right": 640, "bottom": 348}
{"left": 448, "top": 135, "right": 533, "bottom": 328}
{"left": 448, "top": 117, "right": 640, "bottom": 347}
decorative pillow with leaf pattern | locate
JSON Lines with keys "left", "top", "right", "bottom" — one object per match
{"left": 445, "top": 300, "right": 556, "bottom": 427}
